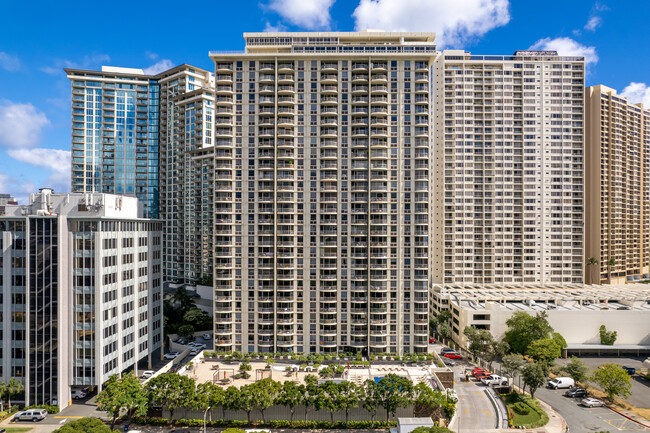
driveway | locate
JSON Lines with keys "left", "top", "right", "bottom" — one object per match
{"left": 448, "top": 362, "right": 500, "bottom": 432}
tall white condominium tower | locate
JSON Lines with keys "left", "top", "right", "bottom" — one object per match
{"left": 432, "top": 50, "right": 585, "bottom": 285}
{"left": 209, "top": 31, "right": 436, "bottom": 355}
{"left": 0, "top": 189, "right": 162, "bottom": 410}
{"left": 157, "top": 65, "right": 215, "bottom": 284}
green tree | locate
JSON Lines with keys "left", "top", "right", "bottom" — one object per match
{"left": 375, "top": 373, "right": 415, "bottom": 424}
{"left": 521, "top": 362, "right": 546, "bottom": 399}
{"left": 53, "top": 417, "right": 111, "bottom": 433}
{"left": 239, "top": 361, "right": 252, "bottom": 379}
{"left": 463, "top": 326, "right": 494, "bottom": 361}
{"left": 527, "top": 338, "right": 561, "bottom": 366}
{"left": 196, "top": 382, "right": 225, "bottom": 420}
{"left": 599, "top": 325, "right": 617, "bottom": 345}
{"left": 563, "top": 357, "right": 589, "bottom": 385}
{"left": 252, "top": 378, "right": 281, "bottom": 424}
{"left": 335, "top": 381, "right": 365, "bottom": 427}
{"left": 238, "top": 384, "right": 256, "bottom": 424}
{"left": 145, "top": 373, "right": 195, "bottom": 423}
{"left": 315, "top": 381, "right": 340, "bottom": 426}
{"left": 178, "top": 324, "right": 195, "bottom": 339}
{"left": 586, "top": 257, "right": 599, "bottom": 285}
{"left": 183, "top": 308, "right": 212, "bottom": 331}
{"left": 198, "top": 274, "right": 213, "bottom": 286}
{"left": 501, "top": 354, "right": 525, "bottom": 381}
{"left": 504, "top": 311, "right": 554, "bottom": 355}
{"left": 413, "top": 382, "right": 446, "bottom": 418}
{"left": 428, "top": 316, "right": 438, "bottom": 337}
{"left": 7, "top": 377, "right": 24, "bottom": 411}
{"left": 436, "top": 310, "right": 452, "bottom": 340}
{"left": 486, "top": 340, "right": 510, "bottom": 370}
{"left": 437, "top": 322, "right": 451, "bottom": 340}
{"left": 222, "top": 429, "right": 245, "bottom": 433}
{"left": 592, "top": 363, "right": 632, "bottom": 402}
{"left": 224, "top": 386, "right": 242, "bottom": 418}
{"left": 276, "top": 381, "right": 305, "bottom": 426}
{"left": 96, "top": 372, "right": 148, "bottom": 429}
{"left": 552, "top": 332, "right": 567, "bottom": 350}
{"left": 363, "top": 379, "right": 380, "bottom": 428}
{"left": 171, "top": 286, "right": 195, "bottom": 316}
{"left": 607, "top": 258, "right": 616, "bottom": 283}
{"left": 0, "top": 381, "right": 6, "bottom": 411}
{"left": 303, "top": 374, "right": 319, "bottom": 422}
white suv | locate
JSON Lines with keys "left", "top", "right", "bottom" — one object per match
{"left": 71, "top": 389, "right": 87, "bottom": 399}
{"left": 14, "top": 409, "right": 47, "bottom": 422}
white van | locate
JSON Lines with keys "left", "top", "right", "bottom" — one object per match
{"left": 547, "top": 377, "right": 575, "bottom": 389}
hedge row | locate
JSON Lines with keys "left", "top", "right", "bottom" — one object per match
{"left": 132, "top": 417, "right": 398, "bottom": 429}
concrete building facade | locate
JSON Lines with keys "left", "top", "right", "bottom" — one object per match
{"left": 0, "top": 190, "right": 162, "bottom": 409}
{"left": 208, "top": 31, "right": 437, "bottom": 354}
{"left": 432, "top": 50, "right": 585, "bottom": 286}
{"left": 585, "top": 85, "right": 650, "bottom": 284}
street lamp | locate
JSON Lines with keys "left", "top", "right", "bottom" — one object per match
{"left": 204, "top": 406, "right": 211, "bottom": 433}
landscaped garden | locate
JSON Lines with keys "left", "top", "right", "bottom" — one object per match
{"left": 502, "top": 392, "right": 549, "bottom": 428}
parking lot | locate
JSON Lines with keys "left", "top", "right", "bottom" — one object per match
{"left": 555, "top": 356, "right": 650, "bottom": 409}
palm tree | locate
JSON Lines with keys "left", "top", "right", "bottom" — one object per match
{"left": 586, "top": 257, "right": 599, "bottom": 285}
{"left": 7, "top": 377, "right": 24, "bottom": 411}
{"left": 0, "top": 380, "right": 6, "bottom": 411}
{"left": 607, "top": 257, "right": 616, "bottom": 283}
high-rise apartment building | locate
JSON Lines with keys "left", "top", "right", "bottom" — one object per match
{"left": 208, "top": 31, "right": 436, "bottom": 354}
{"left": 585, "top": 85, "right": 650, "bottom": 284}
{"left": 0, "top": 189, "right": 162, "bottom": 409}
{"left": 432, "top": 50, "right": 585, "bottom": 285}
{"left": 66, "top": 67, "right": 161, "bottom": 218}
{"left": 158, "top": 65, "right": 215, "bottom": 284}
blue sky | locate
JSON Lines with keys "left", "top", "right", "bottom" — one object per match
{"left": 0, "top": 0, "right": 648, "bottom": 202}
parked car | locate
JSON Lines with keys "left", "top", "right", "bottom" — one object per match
{"left": 164, "top": 352, "right": 180, "bottom": 359}
{"left": 142, "top": 370, "right": 155, "bottom": 379}
{"left": 202, "top": 333, "right": 212, "bottom": 340}
{"left": 565, "top": 388, "right": 587, "bottom": 398}
{"left": 174, "top": 337, "right": 188, "bottom": 345}
{"left": 190, "top": 342, "right": 206, "bottom": 350}
{"left": 71, "top": 389, "right": 87, "bottom": 399}
{"left": 581, "top": 398, "right": 606, "bottom": 407}
{"left": 481, "top": 374, "right": 508, "bottom": 386}
{"left": 440, "top": 348, "right": 457, "bottom": 355}
{"left": 428, "top": 338, "right": 436, "bottom": 343}
{"left": 472, "top": 368, "right": 486, "bottom": 376}
{"left": 622, "top": 366, "right": 636, "bottom": 375}
{"left": 444, "top": 352, "right": 462, "bottom": 360}
{"left": 190, "top": 348, "right": 201, "bottom": 355}
{"left": 474, "top": 372, "right": 491, "bottom": 380}
{"left": 14, "top": 409, "right": 47, "bottom": 422}
{"left": 547, "top": 377, "right": 575, "bottom": 389}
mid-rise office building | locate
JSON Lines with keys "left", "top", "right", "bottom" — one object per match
{"left": 585, "top": 85, "right": 650, "bottom": 284}
{"left": 0, "top": 189, "right": 162, "bottom": 409}
{"left": 66, "top": 66, "right": 161, "bottom": 219}
{"left": 209, "top": 31, "right": 436, "bottom": 354}
{"left": 432, "top": 50, "right": 585, "bottom": 285}
{"left": 0, "top": 194, "right": 17, "bottom": 206}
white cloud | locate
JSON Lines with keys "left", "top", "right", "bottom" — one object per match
{"left": 144, "top": 59, "right": 174, "bottom": 75}
{"left": 584, "top": 16, "right": 601, "bottom": 31}
{"left": 145, "top": 51, "right": 159, "bottom": 60}
{"left": 0, "top": 172, "right": 36, "bottom": 204}
{"left": 352, "top": 0, "right": 510, "bottom": 47}
{"left": 267, "top": 0, "right": 335, "bottom": 30}
{"left": 42, "top": 54, "right": 111, "bottom": 75}
{"left": 0, "top": 100, "right": 50, "bottom": 148}
{"left": 0, "top": 52, "right": 21, "bottom": 71}
{"left": 264, "top": 21, "right": 288, "bottom": 32}
{"left": 7, "top": 148, "right": 71, "bottom": 193}
{"left": 621, "top": 82, "right": 650, "bottom": 107}
{"left": 529, "top": 37, "right": 598, "bottom": 66}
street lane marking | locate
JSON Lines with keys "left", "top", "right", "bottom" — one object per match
{"left": 465, "top": 408, "right": 469, "bottom": 414}
{"left": 54, "top": 416, "right": 84, "bottom": 419}
{"left": 59, "top": 419, "right": 68, "bottom": 424}
{"left": 474, "top": 392, "right": 484, "bottom": 397}
{"left": 482, "top": 410, "right": 492, "bottom": 416}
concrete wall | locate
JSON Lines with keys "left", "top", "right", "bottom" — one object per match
{"left": 487, "top": 305, "right": 650, "bottom": 345}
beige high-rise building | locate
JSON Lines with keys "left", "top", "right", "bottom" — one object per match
{"left": 209, "top": 31, "right": 436, "bottom": 354}
{"left": 432, "top": 50, "right": 586, "bottom": 285}
{"left": 585, "top": 85, "right": 650, "bottom": 284}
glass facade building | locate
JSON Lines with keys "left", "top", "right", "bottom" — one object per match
{"left": 66, "top": 67, "right": 160, "bottom": 219}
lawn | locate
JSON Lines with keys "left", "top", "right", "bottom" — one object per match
{"left": 4, "top": 428, "right": 33, "bottom": 433}
{"left": 503, "top": 392, "right": 549, "bottom": 428}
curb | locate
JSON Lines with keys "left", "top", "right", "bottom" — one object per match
{"left": 606, "top": 406, "right": 650, "bottom": 428}
{"left": 484, "top": 388, "right": 505, "bottom": 429}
